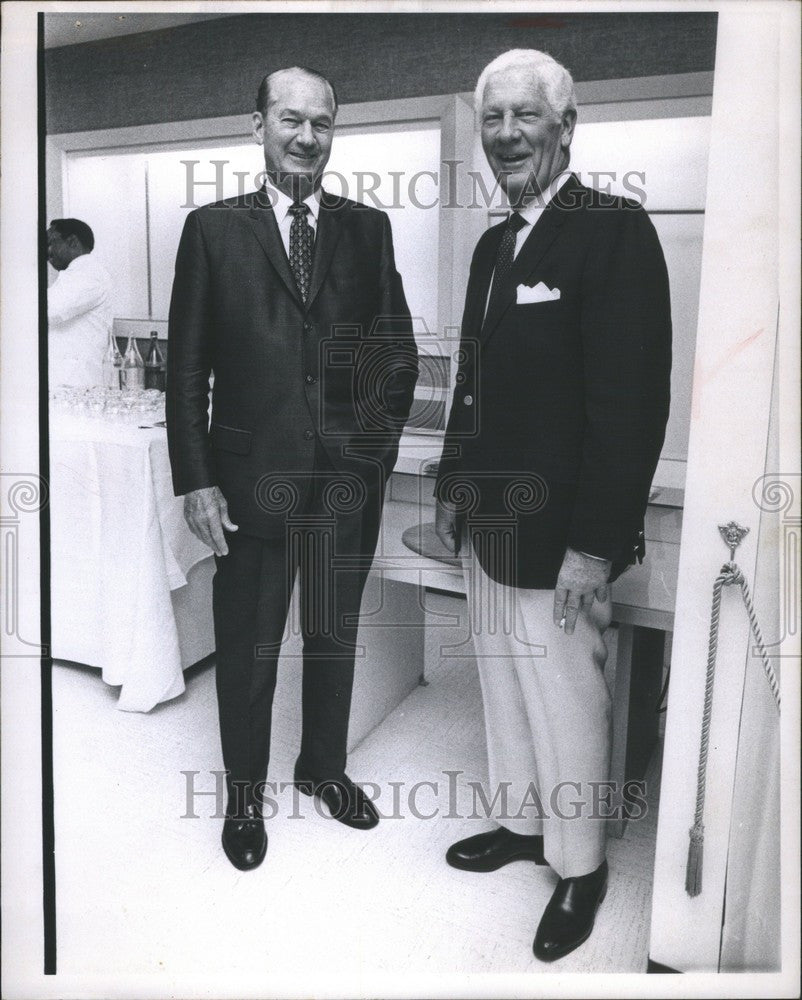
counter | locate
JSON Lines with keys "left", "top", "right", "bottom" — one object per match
{"left": 49, "top": 414, "right": 682, "bottom": 807}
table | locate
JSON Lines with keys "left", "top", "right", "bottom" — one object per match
{"left": 48, "top": 415, "right": 424, "bottom": 731}
{"left": 49, "top": 413, "right": 213, "bottom": 711}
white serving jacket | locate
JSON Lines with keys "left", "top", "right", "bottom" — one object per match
{"left": 48, "top": 252, "right": 113, "bottom": 388}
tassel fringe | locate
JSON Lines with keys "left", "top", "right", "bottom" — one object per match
{"left": 685, "top": 822, "right": 704, "bottom": 897}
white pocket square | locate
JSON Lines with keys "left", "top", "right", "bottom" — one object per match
{"left": 516, "top": 281, "right": 561, "bottom": 304}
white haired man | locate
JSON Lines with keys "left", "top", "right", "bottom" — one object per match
{"left": 436, "top": 49, "right": 671, "bottom": 961}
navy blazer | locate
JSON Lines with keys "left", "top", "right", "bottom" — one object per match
{"left": 436, "top": 174, "right": 672, "bottom": 588}
{"left": 167, "top": 189, "right": 418, "bottom": 538}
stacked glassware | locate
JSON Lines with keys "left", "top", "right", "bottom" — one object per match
{"left": 50, "top": 386, "right": 166, "bottom": 425}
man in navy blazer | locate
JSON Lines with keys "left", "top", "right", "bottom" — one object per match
{"left": 436, "top": 49, "right": 671, "bottom": 961}
{"left": 167, "top": 67, "right": 417, "bottom": 870}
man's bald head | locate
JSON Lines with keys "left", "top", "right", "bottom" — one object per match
{"left": 255, "top": 66, "right": 338, "bottom": 118}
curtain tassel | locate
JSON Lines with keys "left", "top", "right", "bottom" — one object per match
{"left": 685, "top": 821, "right": 705, "bottom": 897}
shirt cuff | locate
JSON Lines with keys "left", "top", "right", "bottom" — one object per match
{"left": 578, "top": 550, "right": 610, "bottom": 562}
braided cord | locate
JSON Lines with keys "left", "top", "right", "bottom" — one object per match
{"left": 737, "top": 569, "right": 782, "bottom": 710}
{"left": 686, "top": 561, "right": 781, "bottom": 896}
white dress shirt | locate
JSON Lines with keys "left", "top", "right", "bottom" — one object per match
{"left": 48, "top": 251, "right": 113, "bottom": 389}
{"left": 511, "top": 170, "right": 572, "bottom": 260}
{"left": 263, "top": 178, "right": 321, "bottom": 258}
{"left": 483, "top": 171, "right": 571, "bottom": 322}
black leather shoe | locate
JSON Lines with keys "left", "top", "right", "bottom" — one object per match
{"left": 294, "top": 763, "right": 379, "bottom": 830}
{"left": 533, "top": 859, "right": 608, "bottom": 962}
{"left": 446, "top": 827, "right": 547, "bottom": 871}
{"left": 221, "top": 807, "right": 267, "bottom": 871}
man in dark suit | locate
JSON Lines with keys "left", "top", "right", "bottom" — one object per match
{"left": 167, "top": 66, "right": 417, "bottom": 870}
{"left": 436, "top": 49, "right": 671, "bottom": 961}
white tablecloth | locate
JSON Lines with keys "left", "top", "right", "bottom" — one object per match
{"left": 49, "top": 413, "right": 213, "bottom": 711}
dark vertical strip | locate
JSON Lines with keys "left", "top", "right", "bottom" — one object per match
{"left": 38, "top": 12, "right": 57, "bottom": 976}
{"left": 145, "top": 160, "right": 153, "bottom": 318}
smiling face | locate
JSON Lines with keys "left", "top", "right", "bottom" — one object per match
{"left": 252, "top": 69, "right": 335, "bottom": 200}
{"left": 480, "top": 66, "right": 575, "bottom": 206}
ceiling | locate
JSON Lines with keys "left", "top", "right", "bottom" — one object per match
{"left": 44, "top": 12, "right": 238, "bottom": 49}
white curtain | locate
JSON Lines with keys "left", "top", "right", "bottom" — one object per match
{"left": 720, "top": 338, "right": 782, "bottom": 971}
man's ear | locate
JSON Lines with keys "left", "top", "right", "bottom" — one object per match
{"left": 252, "top": 111, "right": 264, "bottom": 144}
{"left": 560, "top": 109, "right": 577, "bottom": 150}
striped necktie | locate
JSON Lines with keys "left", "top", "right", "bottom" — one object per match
{"left": 486, "top": 211, "right": 527, "bottom": 316}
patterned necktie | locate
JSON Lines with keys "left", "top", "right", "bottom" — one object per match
{"left": 486, "top": 211, "right": 527, "bottom": 316}
{"left": 288, "top": 202, "right": 314, "bottom": 302}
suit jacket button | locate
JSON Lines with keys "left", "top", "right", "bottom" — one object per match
{"left": 305, "top": 374, "right": 317, "bottom": 384}
{"left": 303, "top": 321, "right": 312, "bottom": 332}
{"left": 463, "top": 394, "right": 473, "bottom": 406}
{"left": 304, "top": 430, "right": 314, "bottom": 440}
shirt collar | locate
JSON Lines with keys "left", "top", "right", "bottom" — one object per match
{"left": 516, "top": 171, "right": 572, "bottom": 227}
{"left": 263, "top": 177, "right": 322, "bottom": 223}
{"left": 65, "top": 252, "right": 93, "bottom": 270}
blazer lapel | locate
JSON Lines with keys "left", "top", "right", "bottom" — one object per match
{"left": 480, "top": 208, "right": 565, "bottom": 345}
{"left": 246, "top": 191, "right": 303, "bottom": 307}
{"left": 479, "top": 174, "right": 582, "bottom": 345}
{"left": 464, "top": 226, "right": 505, "bottom": 344}
{"left": 305, "top": 193, "right": 344, "bottom": 310}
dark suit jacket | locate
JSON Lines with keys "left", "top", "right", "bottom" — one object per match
{"left": 166, "top": 188, "right": 418, "bottom": 539}
{"left": 436, "top": 174, "right": 672, "bottom": 588}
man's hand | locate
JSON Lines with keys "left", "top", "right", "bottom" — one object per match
{"left": 553, "top": 548, "right": 612, "bottom": 635}
{"left": 435, "top": 499, "right": 461, "bottom": 556}
{"left": 183, "top": 486, "right": 237, "bottom": 557}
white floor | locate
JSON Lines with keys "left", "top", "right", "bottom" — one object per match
{"left": 51, "top": 636, "right": 662, "bottom": 985}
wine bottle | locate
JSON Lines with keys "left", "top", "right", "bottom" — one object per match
{"left": 144, "top": 331, "right": 166, "bottom": 392}
{"left": 102, "top": 330, "right": 124, "bottom": 390}
{"left": 121, "top": 335, "right": 145, "bottom": 391}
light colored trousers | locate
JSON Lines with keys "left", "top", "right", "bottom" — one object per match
{"left": 464, "top": 541, "right": 613, "bottom": 879}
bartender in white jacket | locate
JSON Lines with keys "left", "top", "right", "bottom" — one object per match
{"left": 47, "top": 219, "right": 112, "bottom": 388}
